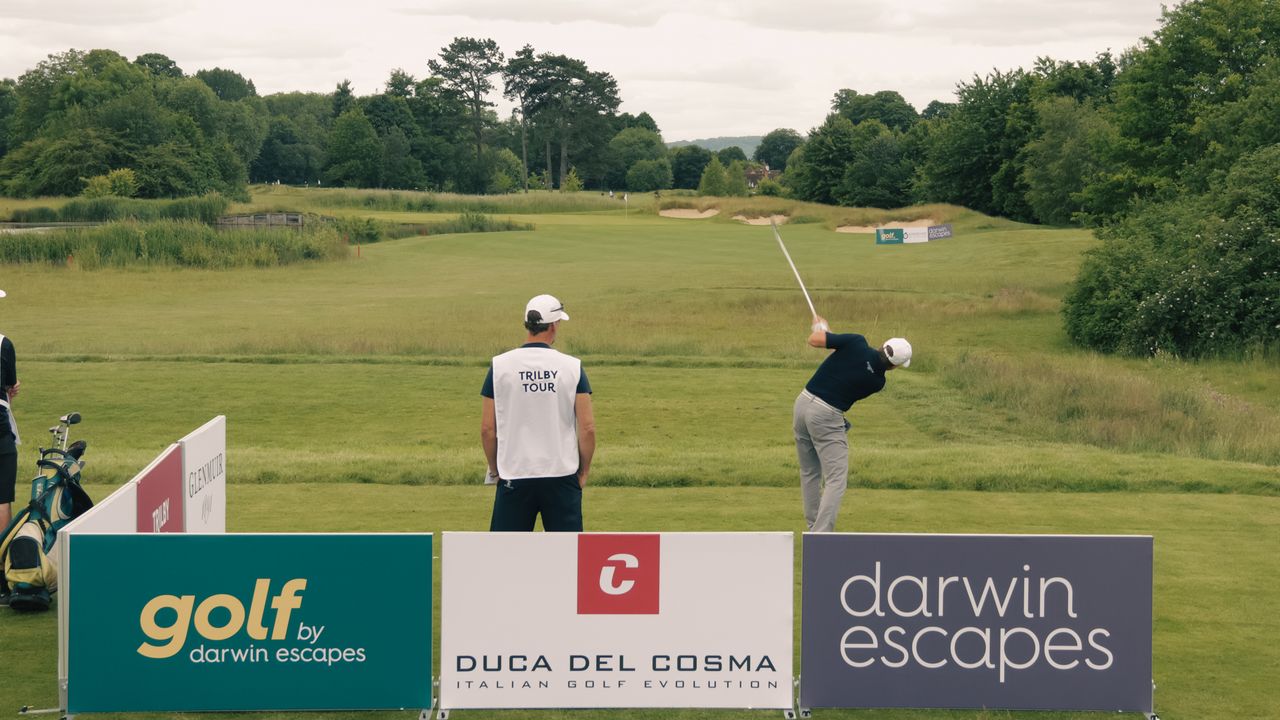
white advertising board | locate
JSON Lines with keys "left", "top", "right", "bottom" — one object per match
{"left": 440, "top": 532, "right": 793, "bottom": 710}
{"left": 180, "top": 415, "right": 226, "bottom": 533}
{"left": 64, "top": 481, "right": 137, "bottom": 535}
{"left": 903, "top": 227, "right": 930, "bottom": 244}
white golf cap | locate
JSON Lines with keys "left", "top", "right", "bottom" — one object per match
{"left": 884, "top": 337, "right": 912, "bottom": 367}
{"left": 525, "top": 294, "right": 569, "bottom": 324}
{"left": 0, "top": 289, "right": 6, "bottom": 298}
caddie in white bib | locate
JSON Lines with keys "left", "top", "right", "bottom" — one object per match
{"left": 479, "top": 294, "right": 596, "bottom": 532}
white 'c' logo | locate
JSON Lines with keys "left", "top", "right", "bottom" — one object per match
{"left": 599, "top": 553, "right": 638, "bottom": 595}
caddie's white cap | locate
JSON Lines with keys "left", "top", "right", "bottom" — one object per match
{"left": 525, "top": 294, "right": 569, "bottom": 324}
{"left": 884, "top": 337, "right": 912, "bottom": 368}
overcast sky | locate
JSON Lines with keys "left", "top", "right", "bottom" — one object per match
{"left": 1, "top": 0, "right": 1170, "bottom": 142}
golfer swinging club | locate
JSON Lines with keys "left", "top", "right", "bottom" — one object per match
{"left": 795, "top": 314, "right": 911, "bottom": 532}
{"left": 480, "top": 294, "right": 595, "bottom": 532}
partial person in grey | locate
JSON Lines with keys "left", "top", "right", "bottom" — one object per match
{"left": 794, "top": 314, "right": 911, "bottom": 532}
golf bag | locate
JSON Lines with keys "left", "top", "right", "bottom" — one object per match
{"left": 0, "top": 413, "right": 93, "bottom": 612}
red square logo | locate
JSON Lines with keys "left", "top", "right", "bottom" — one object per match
{"left": 577, "top": 534, "right": 660, "bottom": 615}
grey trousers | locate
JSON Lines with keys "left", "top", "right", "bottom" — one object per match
{"left": 794, "top": 391, "right": 849, "bottom": 532}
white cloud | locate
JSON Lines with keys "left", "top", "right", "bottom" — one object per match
{"left": 396, "top": 0, "right": 681, "bottom": 27}
{"left": 2, "top": 0, "right": 178, "bottom": 25}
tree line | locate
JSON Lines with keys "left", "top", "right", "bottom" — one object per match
{"left": 0, "top": 40, "right": 665, "bottom": 198}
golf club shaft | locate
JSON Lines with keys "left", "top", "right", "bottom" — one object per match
{"left": 771, "top": 220, "right": 818, "bottom": 317}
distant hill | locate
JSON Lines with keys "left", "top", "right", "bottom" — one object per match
{"left": 667, "top": 136, "right": 763, "bottom": 158}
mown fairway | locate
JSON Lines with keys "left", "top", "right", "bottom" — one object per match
{"left": 1, "top": 188, "right": 1277, "bottom": 719}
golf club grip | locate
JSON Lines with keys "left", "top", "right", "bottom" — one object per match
{"left": 771, "top": 221, "right": 818, "bottom": 317}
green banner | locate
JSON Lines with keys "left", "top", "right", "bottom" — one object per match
{"left": 875, "top": 228, "right": 904, "bottom": 244}
{"left": 68, "top": 534, "right": 432, "bottom": 713}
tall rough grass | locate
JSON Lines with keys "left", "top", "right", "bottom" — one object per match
{"left": 943, "top": 352, "right": 1280, "bottom": 466}
{"left": 0, "top": 220, "right": 347, "bottom": 268}
{"left": 6, "top": 195, "right": 230, "bottom": 224}
{"left": 388, "top": 211, "right": 535, "bottom": 239}
{"left": 280, "top": 187, "right": 621, "bottom": 214}
{"left": 329, "top": 212, "right": 534, "bottom": 243}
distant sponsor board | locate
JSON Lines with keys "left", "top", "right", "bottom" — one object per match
{"left": 67, "top": 534, "right": 432, "bottom": 713}
{"left": 801, "top": 534, "right": 1152, "bottom": 712}
{"left": 928, "top": 224, "right": 954, "bottom": 239}
{"left": 903, "top": 228, "right": 929, "bottom": 244}
{"left": 441, "top": 532, "right": 793, "bottom": 710}
{"left": 875, "top": 229, "right": 904, "bottom": 244}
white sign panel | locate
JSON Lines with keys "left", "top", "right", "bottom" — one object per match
{"left": 903, "top": 227, "right": 930, "bottom": 244}
{"left": 180, "top": 415, "right": 226, "bottom": 533}
{"left": 440, "top": 532, "right": 793, "bottom": 710}
{"left": 64, "top": 482, "right": 137, "bottom": 535}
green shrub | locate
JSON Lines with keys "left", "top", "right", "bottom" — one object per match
{"left": 107, "top": 168, "right": 140, "bottom": 197}
{"left": 1064, "top": 182, "right": 1280, "bottom": 356}
{"left": 81, "top": 175, "right": 115, "bottom": 199}
{"left": 333, "top": 216, "right": 385, "bottom": 244}
{"left": 755, "top": 178, "right": 785, "bottom": 196}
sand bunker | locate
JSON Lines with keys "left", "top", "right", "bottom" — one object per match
{"left": 659, "top": 208, "right": 719, "bottom": 219}
{"left": 733, "top": 214, "right": 789, "bottom": 225}
{"left": 836, "top": 218, "right": 939, "bottom": 233}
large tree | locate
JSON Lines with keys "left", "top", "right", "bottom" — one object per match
{"left": 324, "top": 107, "right": 381, "bottom": 187}
{"left": 754, "top": 128, "right": 803, "bottom": 172}
{"left": 195, "top": 67, "right": 257, "bottom": 101}
{"left": 834, "top": 120, "right": 913, "bottom": 209}
{"left": 915, "top": 68, "right": 1036, "bottom": 220}
{"left": 669, "top": 145, "right": 712, "bottom": 189}
{"left": 1105, "top": 0, "right": 1280, "bottom": 204}
{"left": 502, "top": 45, "right": 539, "bottom": 191}
{"left": 429, "top": 36, "right": 504, "bottom": 192}
{"left": 133, "top": 52, "right": 184, "bottom": 78}
{"left": 831, "top": 89, "right": 919, "bottom": 132}
{"left": 1020, "top": 96, "right": 1119, "bottom": 225}
{"left": 786, "top": 114, "right": 859, "bottom": 205}
{"left": 526, "top": 52, "right": 620, "bottom": 189}
{"left": 604, "top": 127, "right": 665, "bottom": 189}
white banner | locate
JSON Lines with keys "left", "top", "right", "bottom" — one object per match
{"left": 440, "top": 532, "right": 793, "bottom": 710}
{"left": 64, "top": 482, "right": 137, "bottom": 535}
{"left": 180, "top": 416, "right": 226, "bottom": 533}
{"left": 903, "top": 228, "right": 930, "bottom": 244}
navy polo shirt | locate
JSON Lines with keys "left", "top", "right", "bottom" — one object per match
{"left": 804, "top": 333, "right": 887, "bottom": 412}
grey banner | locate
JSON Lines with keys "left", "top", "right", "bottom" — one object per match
{"left": 927, "top": 224, "right": 954, "bottom": 239}
{"left": 801, "top": 534, "right": 1152, "bottom": 712}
